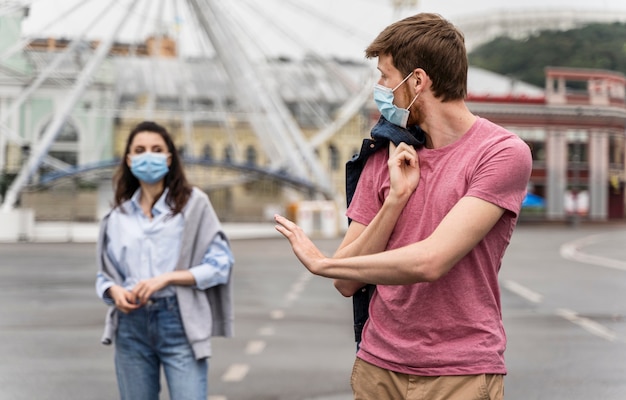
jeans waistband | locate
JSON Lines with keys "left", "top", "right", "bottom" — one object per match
{"left": 145, "top": 295, "right": 177, "bottom": 308}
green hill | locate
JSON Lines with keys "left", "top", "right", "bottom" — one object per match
{"left": 468, "top": 22, "right": 626, "bottom": 87}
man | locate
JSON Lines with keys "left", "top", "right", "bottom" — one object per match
{"left": 275, "top": 12, "right": 531, "bottom": 400}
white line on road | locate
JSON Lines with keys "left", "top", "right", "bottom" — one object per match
{"left": 222, "top": 363, "right": 250, "bottom": 382}
{"left": 502, "top": 280, "right": 543, "bottom": 303}
{"left": 555, "top": 308, "right": 618, "bottom": 342}
{"left": 258, "top": 325, "right": 275, "bottom": 336}
{"left": 270, "top": 309, "right": 285, "bottom": 319}
{"left": 503, "top": 280, "right": 622, "bottom": 342}
{"left": 560, "top": 234, "right": 626, "bottom": 272}
{"left": 284, "top": 272, "right": 312, "bottom": 305}
{"left": 245, "top": 340, "right": 266, "bottom": 355}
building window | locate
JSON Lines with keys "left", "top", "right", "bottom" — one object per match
{"left": 567, "top": 142, "right": 588, "bottom": 163}
{"left": 40, "top": 120, "right": 79, "bottom": 166}
{"left": 202, "top": 144, "right": 213, "bottom": 160}
{"left": 567, "top": 130, "right": 588, "bottom": 163}
{"left": 245, "top": 145, "right": 257, "bottom": 166}
{"left": 328, "top": 144, "right": 340, "bottom": 171}
{"left": 609, "top": 135, "right": 624, "bottom": 167}
{"left": 223, "top": 145, "right": 234, "bottom": 162}
{"left": 526, "top": 141, "right": 546, "bottom": 162}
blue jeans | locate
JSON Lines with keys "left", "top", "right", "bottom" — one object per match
{"left": 115, "top": 296, "right": 208, "bottom": 400}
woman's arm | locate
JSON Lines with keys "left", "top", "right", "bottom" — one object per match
{"left": 130, "top": 270, "right": 196, "bottom": 305}
{"left": 130, "top": 233, "right": 233, "bottom": 304}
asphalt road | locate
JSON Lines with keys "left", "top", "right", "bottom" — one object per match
{"left": 0, "top": 222, "right": 625, "bottom": 400}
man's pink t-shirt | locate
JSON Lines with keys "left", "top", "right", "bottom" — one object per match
{"left": 346, "top": 117, "right": 532, "bottom": 376}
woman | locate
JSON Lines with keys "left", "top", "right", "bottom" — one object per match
{"left": 95, "top": 121, "right": 234, "bottom": 400}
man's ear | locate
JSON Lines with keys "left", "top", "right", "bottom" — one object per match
{"left": 412, "top": 68, "right": 431, "bottom": 92}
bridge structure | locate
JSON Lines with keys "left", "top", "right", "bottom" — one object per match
{"left": 37, "top": 157, "right": 326, "bottom": 195}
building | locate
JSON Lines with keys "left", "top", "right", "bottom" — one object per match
{"left": 469, "top": 67, "right": 626, "bottom": 221}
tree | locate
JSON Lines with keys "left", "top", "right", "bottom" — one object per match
{"left": 468, "top": 23, "right": 626, "bottom": 87}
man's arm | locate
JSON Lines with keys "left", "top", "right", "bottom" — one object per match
{"left": 332, "top": 222, "right": 368, "bottom": 296}
{"left": 275, "top": 195, "right": 505, "bottom": 284}
{"left": 333, "top": 142, "right": 419, "bottom": 296}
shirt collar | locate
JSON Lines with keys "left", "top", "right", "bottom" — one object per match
{"left": 129, "top": 187, "right": 171, "bottom": 216}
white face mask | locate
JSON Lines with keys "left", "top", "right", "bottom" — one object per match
{"left": 373, "top": 72, "right": 419, "bottom": 128}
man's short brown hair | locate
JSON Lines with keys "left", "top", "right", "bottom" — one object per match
{"left": 365, "top": 13, "right": 467, "bottom": 101}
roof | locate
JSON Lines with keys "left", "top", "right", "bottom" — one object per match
{"left": 467, "top": 66, "right": 544, "bottom": 97}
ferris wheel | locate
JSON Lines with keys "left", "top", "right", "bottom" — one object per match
{"left": 0, "top": 0, "right": 420, "bottom": 211}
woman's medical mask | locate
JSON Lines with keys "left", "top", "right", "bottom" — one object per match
{"left": 373, "top": 72, "right": 419, "bottom": 128}
{"left": 129, "top": 152, "right": 170, "bottom": 184}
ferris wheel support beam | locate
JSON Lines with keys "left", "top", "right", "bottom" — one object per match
{"left": 187, "top": 0, "right": 302, "bottom": 174}
{"left": 309, "top": 67, "right": 377, "bottom": 148}
{"left": 1, "top": 0, "right": 141, "bottom": 212}
{"left": 238, "top": 0, "right": 369, "bottom": 147}
{"left": 187, "top": 0, "right": 335, "bottom": 198}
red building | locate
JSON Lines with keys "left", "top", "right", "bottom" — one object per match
{"left": 467, "top": 67, "right": 626, "bottom": 221}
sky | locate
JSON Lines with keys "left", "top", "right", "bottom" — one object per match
{"left": 17, "top": 0, "right": 626, "bottom": 61}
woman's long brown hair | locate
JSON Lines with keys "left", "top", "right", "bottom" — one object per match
{"left": 112, "top": 121, "right": 192, "bottom": 215}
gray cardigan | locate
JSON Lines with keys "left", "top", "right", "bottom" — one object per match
{"left": 96, "top": 187, "right": 234, "bottom": 360}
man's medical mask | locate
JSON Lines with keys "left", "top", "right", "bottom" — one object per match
{"left": 130, "top": 152, "right": 170, "bottom": 184}
{"left": 373, "top": 72, "right": 419, "bottom": 129}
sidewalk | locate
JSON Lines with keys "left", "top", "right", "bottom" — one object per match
{"left": 27, "top": 221, "right": 284, "bottom": 242}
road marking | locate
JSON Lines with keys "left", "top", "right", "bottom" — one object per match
{"left": 285, "top": 291, "right": 299, "bottom": 302}
{"left": 222, "top": 363, "right": 250, "bottom": 382}
{"left": 504, "top": 280, "right": 621, "bottom": 342}
{"left": 245, "top": 340, "right": 266, "bottom": 355}
{"left": 502, "top": 280, "right": 543, "bottom": 303}
{"left": 560, "top": 234, "right": 626, "bottom": 272}
{"left": 258, "top": 325, "right": 275, "bottom": 336}
{"left": 284, "top": 272, "right": 312, "bottom": 304}
{"left": 270, "top": 309, "right": 285, "bottom": 319}
{"left": 555, "top": 308, "right": 618, "bottom": 342}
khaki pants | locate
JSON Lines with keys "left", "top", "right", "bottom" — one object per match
{"left": 351, "top": 358, "right": 504, "bottom": 400}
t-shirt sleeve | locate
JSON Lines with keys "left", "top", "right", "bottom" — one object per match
{"left": 466, "top": 136, "right": 532, "bottom": 216}
{"left": 346, "top": 150, "right": 387, "bottom": 226}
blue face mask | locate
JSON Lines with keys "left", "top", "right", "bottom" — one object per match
{"left": 373, "top": 72, "right": 419, "bottom": 129}
{"left": 129, "top": 152, "right": 170, "bottom": 184}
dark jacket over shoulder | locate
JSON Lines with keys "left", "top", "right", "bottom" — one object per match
{"left": 345, "top": 116, "right": 425, "bottom": 343}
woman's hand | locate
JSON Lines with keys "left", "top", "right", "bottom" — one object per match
{"left": 107, "top": 285, "right": 140, "bottom": 314}
{"left": 274, "top": 214, "right": 327, "bottom": 275}
{"left": 387, "top": 142, "right": 420, "bottom": 201}
{"left": 131, "top": 275, "right": 170, "bottom": 305}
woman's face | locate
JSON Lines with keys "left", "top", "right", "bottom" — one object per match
{"left": 126, "top": 131, "right": 171, "bottom": 167}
